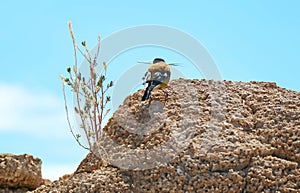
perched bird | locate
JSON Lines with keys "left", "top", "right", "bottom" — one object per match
{"left": 141, "top": 58, "right": 171, "bottom": 101}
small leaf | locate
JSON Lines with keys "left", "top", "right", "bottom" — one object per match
{"left": 106, "top": 95, "right": 111, "bottom": 103}
{"left": 77, "top": 72, "right": 82, "bottom": 80}
{"left": 81, "top": 41, "right": 86, "bottom": 46}
{"left": 76, "top": 134, "right": 81, "bottom": 139}
{"left": 80, "top": 110, "right": 84, "bottom": 115}
{"left": 85, "top": 101, "right": 91, "bottom": 110}
{"left": 106, "top": 81, "right": 113, "bottom": 89}
{"left": 101, "top": 75, "right": 105, "bottom": 81}
{"left": 67, "top": 67, "right": 71, "bottom": 73}
{"left": 74, "top": 107, "right": 79, "bottom": 113}
{"left": 97, "top": 80, "right": 102, "bottom": 88}
{"left": 97, "top": 75, "right": 105, "bottom": 87}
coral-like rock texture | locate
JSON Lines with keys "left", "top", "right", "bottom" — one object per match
{"left": 32, "top": 79, "right": 300, "bottom": 193}
{"left": 0, "top": 154, "right": 43, "bottom": 192}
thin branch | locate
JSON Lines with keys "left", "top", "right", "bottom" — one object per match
{"left": 93, "top": 35, "right": 101, "bottom": 66}
{"left": 75, "top": 91, "right": 92, "bottom": 148}
{"left": 62, "top": 82, "right": 89, "bottom": 151}
{"left": 77, "top": 46, "right": 93, "bottom": 65}
{"left": 68, "top": 22, "right": 78, "bottom": 69}
{"left": 68, "top": 22, "right": 93, "bottom": 149}
{"left": 82, "top": 42, "right": 92, "bottom": 64}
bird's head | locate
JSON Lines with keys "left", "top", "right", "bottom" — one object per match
{"left": 153, "top": 58, "right": 165, "bottom": 64}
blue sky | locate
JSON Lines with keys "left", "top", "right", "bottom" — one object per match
{"left": 0, "top": 0, "right": 299, "bottom": 180}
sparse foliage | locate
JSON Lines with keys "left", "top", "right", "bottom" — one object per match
{"left": 60, "top": 22, "right": 113, "bottom": 151}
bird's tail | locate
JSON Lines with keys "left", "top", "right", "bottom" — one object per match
{"left": 141, "top": 81, "right": 160, "bottom": 101}
{"left": 141, "top": 84, "right": 154, "bottom": 101}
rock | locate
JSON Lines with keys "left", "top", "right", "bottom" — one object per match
{"left": 0, "top": 154, "right": 44, "bottom": 191}
{"left": 30, "top": 79, "right": 300, "bottom": 192}
{"left": 0, "top": 187, "right": 30, "bottom": 193}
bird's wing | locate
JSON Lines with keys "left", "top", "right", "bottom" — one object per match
{"left": 152, "top": 71, "right": 170, "bottom": 84}
{"left": 142, "top": 71, "right": 151, "bottom": 85}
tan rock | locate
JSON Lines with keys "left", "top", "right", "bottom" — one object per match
{"left": 0, "top": 153, "right": 43, "bottom": 191}
{"left": 30, "top": 79, "right": 300, "bottom": 192}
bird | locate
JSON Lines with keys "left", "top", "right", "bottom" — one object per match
{"left": 141, "top": 58, "right": 171, "bottom": 101}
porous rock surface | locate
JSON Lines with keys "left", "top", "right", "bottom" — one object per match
{"left": 31, "top": 79, "right": 300, "bottom": 192}
{"left": 0, "top": 154, "right": 44, "bottom": 192}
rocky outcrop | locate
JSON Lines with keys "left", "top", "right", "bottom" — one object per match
{"left": 31, "top": 79, "right": 300, "bottom": 192}
{"left": 0, "top": 154, "right": 44, "bottom": 192}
